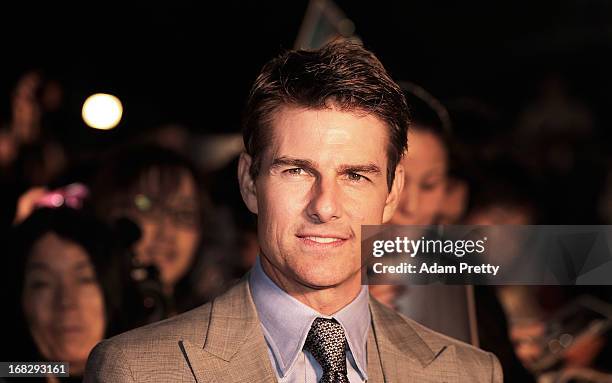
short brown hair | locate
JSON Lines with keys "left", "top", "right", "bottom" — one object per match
{"left": 242, "top": 40, "right": 409, "bottom": 189}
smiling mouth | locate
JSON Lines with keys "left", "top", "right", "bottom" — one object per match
{"left": 308, "top": 236, "right": 344, "bottom": 243}
{"left": 297, "top": 235, "right": 349, "bottom": 248}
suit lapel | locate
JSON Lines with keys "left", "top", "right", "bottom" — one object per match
{"left": 180, "top": 278, "right": 462, "bottom": 382}
{"left": 369, "top": 297, "right": 460, "bottom": 383}
{"left": 181, "top": 278, "right": 276, "bottom": 383}
{"left": 366, "top": 326, "right": 385, "bottom": 383}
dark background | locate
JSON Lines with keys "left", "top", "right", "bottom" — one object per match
{"left": 2, "top": 0, "right": 611, "bottom": 144}
{"left": 1, "top": 1, "right": 611, "bottom": 226}
{"left": 2, "top": 3, "right": 612, "bottom": 379}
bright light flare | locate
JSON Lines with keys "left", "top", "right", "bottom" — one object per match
{"left": 82, "top": 93, "right": 123, "bottom": 130}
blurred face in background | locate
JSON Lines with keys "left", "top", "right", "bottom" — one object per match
{"left": 465, "top": 205, "right": 533, "bottom": 225}
{"left": 390, "top": 128, "right": 448, "bottom": 225}
{"left": 22, "top": 232, "right": 106, "bottom": 375}
{"left": 126, "top": 167, "right": 200, "bottom": 292}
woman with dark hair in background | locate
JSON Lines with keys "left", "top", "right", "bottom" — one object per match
{"left": 375, "top": 82, "right": 475, "bottom": 335}
{"left": 388, "top": 81, "right": 453, "bottom": 226}
{"left": 91, "top": 145, "right": 227, "bottom": 319}
{"left": 374, "top": 82, "right": 536, "bottom": 383}
{"left": 369, "top": 81, "right": 453, "bottom": 312}
{"left": 4, "top": 206, "right": 123, "bottom": 382}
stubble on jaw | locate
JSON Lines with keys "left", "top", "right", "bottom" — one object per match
{"left": 259, "top": 251, "right": 363, "bottom": 315}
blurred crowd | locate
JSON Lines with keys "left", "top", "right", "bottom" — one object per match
{"left": 1, "top": 65, "right": 611, "bottom": 383}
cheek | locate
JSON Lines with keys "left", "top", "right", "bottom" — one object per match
{"left": 23, "top": 289, "right": 54, "bottom": 332}
{"left": 23, "top": 296, "right": 56, "bottom": 362}
{"left": 175, "top": 229, "right": 199, "bottom": 259}
{"left": 257, "top": 209, "right": 283, "bottom": 254}
{"left": 130, "top": 217, "right": 156, "bottom": 261}
{"left": 79, "top": 285, "right": 106, "bottom": 338}
{"left": 344, "top": 187, "right": 387, "bottom": 223}
{"left": 422, "top": 186, "right": 446, "bottom": 213}
{"left": 263, "top": 178, "right": 310, "bottom": 207}
{"left": 259, "top": 181, "right": 307, "bottom": 226}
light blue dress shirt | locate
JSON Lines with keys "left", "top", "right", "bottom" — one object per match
{"left": 249, "top": 257, "right": 370, "bottom": 383}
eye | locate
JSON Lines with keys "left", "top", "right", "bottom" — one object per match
{"left": 175, "top": 210, "right": 199, "bottom": 226}
{"left": 421, "top": 180, "right": 441, "bottom": 191}
{"left": 421, "top": 183, "right": 436, "bottom": 191}
{"left": 346, "top": 172, "right": 368, "bottom": 183}
{"left": 78, "top": 276, "right": 98, "bottom": 285}
{"left": 27, "top": 279, "right": 51, "bottom": 290}
{"left": 285, "top": 168, "right": 306, "bottom": 176}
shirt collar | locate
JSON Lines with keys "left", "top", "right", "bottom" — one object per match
{"left": 249, "top": 257, "right": 370, "bottom": 379}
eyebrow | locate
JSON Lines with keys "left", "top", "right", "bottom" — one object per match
{"left": 271, "top": 156, "right": 382, "bottom": 175}
{"left": 26, "top": 262, "right": 51, "bottom": 272}
{"left": 73, "top": 261, "right": 93, "bottom": 271}
{"left": 270, "top": 156, "right": 317, "bottom": 170}
{"left": 338, "top": 163, "right": 382, "bottom": 175}
{"left": 26, "top": 260, "right": 93, "bottom": 273}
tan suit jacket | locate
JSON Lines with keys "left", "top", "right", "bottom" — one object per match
{"left": 84, "top": 279, "right": 503, "bottom": 382}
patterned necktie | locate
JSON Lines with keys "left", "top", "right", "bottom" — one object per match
{"left": 304, "top": 317, "right": 350, "bottom": 383}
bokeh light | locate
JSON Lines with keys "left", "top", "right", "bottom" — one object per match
{"left": 82, "top": 93, "right": 123, "bottom": 130}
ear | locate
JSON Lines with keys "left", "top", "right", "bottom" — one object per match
{"left": 237, "top": 152, "right": 259, "bottom": 214}
{"left": 382, "top": 164, "right": 404, "bottom": 223}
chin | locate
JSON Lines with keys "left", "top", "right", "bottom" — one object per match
{"left": 52, "top": 348, "right": 87, "bottom": 364}
{"left": 294, "top": 260, "right": 359, "bottom": 289}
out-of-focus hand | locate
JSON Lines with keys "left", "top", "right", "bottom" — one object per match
{"left": 563, "top": 333, "right": 605, "bottom": 368}
{"left": 510, "top": 320, "right": 546, "bottom": 367}
{"left": 14, "top": 186, "right": 48, "bottom": 225}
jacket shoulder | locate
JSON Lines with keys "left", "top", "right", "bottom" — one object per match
{"left": 104, "top": 302, "right": 212, "bottom": 349}
{"left": 401, "top": 312, "right": 493, "bottom": 358}
{"left": 399, "top": 312, "right": 503, "bottom": 381}
{"left": 84, "top": 303, "right": 212, "bottom": 383}
{"left": 370, "top": 298, "right": 503, "bottom": 382}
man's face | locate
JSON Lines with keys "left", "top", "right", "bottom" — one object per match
{"left": 239, "top": 105, "right": 402, "bottom": 295}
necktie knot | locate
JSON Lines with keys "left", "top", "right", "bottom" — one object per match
{"left": 304, "top": 318, "right": 349, "bottom": 383}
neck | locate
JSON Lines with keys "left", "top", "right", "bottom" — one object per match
{"left": 260, "top": 257, "right": 361, "bottom": 316}
{"left": 163, "top": 283, "right": 174, "bottom": 297}
{"left": 67, "top": 359, "right": 85, "bottom": 377}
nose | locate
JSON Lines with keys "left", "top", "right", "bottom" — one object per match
{"left": 152, "top": 214, "right": 176, "bottom": 243}
{"left": 306, "top": 176, "right": 341, "bottom": 223}
{"left": 56, "top": 281, "right": 78, "bottom": 311}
